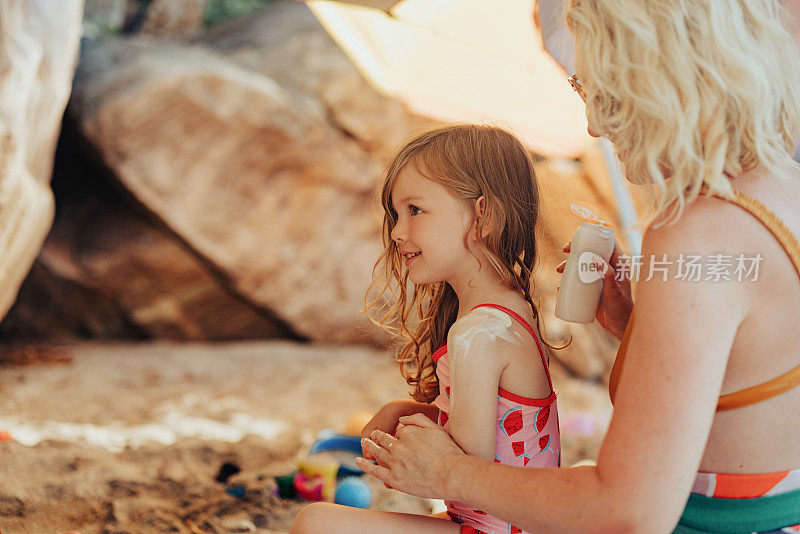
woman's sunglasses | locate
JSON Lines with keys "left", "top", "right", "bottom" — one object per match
{"left": 568, "top": 74, "right": 587, "bottom": 103}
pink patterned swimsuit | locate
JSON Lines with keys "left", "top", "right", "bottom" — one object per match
{"left": 432, "top": 303, "right": 561, "bottom": 534}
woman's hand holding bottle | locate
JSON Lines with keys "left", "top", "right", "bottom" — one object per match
{"left": 557, "top": 238, "right": 633, "bottom": 341}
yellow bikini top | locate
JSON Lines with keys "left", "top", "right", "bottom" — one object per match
{"left": 609, "top": 185, "right": 800, "bottom": 411}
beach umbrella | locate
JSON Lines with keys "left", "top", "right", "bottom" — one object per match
{"left": 305, "top": 0, "right": 593, "bottom": 159}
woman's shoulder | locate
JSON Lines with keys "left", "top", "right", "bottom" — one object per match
{"left": 637, "top": 189, "right": 766, "bottom": 322}
{"left": 646, "top": 164, "right": 800, "bottom": 255}
{"left": 642, "top": 192, "right": 760, "bottom": 258}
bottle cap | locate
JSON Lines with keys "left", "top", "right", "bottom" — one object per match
{"left": 570, "top": 201, "right": 614, "bottom": 229}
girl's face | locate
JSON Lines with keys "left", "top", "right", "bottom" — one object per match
{"left": 390, "top": 164, "right": 478, "bottom": 286}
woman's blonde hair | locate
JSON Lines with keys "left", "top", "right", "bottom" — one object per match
{"left": 566, "top": 0, "right": 800, "bottom": 227}
{"left": 362, "top": 124, "right": 564, "bottom": 403}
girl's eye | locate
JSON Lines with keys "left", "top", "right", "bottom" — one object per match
{"left": 409, "top": 205, "right": 422, "bottom": 216}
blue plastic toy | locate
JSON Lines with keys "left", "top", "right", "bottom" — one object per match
{"left": 309, "top": 433, "right": 365, "bottom": 476}
{"left": 334, "top": 477, "right": 372, "bottom": 509}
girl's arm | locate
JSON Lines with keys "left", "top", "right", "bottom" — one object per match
{"left": 394, "top": 399, "right": 440, "bottom": 422}
{"left": 361, "top": 399, "right": 439, "bottom": 442}
{"left": 361, "top": 400, "right": 439, "bottom": 461}
{"left": 360, "top": 205, "right": 748, "bottom": 533}
{"left": 445, "top": 318, "right": 507, "bottom": 461}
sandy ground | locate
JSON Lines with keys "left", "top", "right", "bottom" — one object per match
{"left": 0, "top": 341, "right": 611, "bottom": 533}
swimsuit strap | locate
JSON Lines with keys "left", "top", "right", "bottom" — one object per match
{"left": 469, "top": 303, "right": 553, "bottom": 388}
{"left": 609, "top": 186, "right": 800, "bottom": 410}
{"left": 704, "top": 186, "right": 800, "bottom": 411}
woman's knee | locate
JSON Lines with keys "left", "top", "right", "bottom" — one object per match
{"left": 290, "top": 502, "right": 338, "bottom": 534}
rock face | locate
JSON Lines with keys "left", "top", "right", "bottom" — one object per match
{"left": 141, "top": 0, "right": 207, "bottom": 39}
{"left": 82, "top": 0, "right": 128, "bottom": 38}
{"left": 41, "top": 207, "right": 289, "bottom": 341}
{"left": 0, "top": 0, "right": 84, "bottom": 322}
{"left": 1, "top": 119, "right": 293, "bottom": 343}
{"left": 68, "top": 1, "right": 431, "bottom": 345}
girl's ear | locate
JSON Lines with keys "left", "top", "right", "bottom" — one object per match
{"left": 473, "top": 196, "right": 492, "bottom": 240}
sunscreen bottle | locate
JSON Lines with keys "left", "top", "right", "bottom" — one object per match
{"left": 555, "top": 202, "right": 615, "bottom": 324}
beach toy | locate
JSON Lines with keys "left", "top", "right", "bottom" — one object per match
{"left": 293, "top": 472, "right": 327, "bottom": 501}
{"left": 344, "top": 411, "right": 373, "bottom": 436}
{"left": 317, "top": 428, "right": 337, "bottom": 440}
{"left": 297, "top": 453, "right": 339, "bottom": 501}
{"left": 309, "top": 434, "right": 365, "bottom": 476}
{"left": 272, "top": 435, "right": 369, "bottom": 502}
{"left": 274, "top": 472, "right": 298, "bottom": 498}
{"left": 334, "top": 477, "right": 372, "bottom": 509}
{"left": 0, "top": 430, "right": 12, "bottom": 442}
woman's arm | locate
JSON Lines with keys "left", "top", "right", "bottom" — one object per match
{"left": 360, "top": 206, "right": 749, "bottom": 533}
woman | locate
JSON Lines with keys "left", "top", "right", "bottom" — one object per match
{"left": 357, "top": 1, "right": 800, "bottom": 532}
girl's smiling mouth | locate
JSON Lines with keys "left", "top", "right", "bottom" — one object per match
{"left": 402, "top": 251, "right": 421, "bottom": 265}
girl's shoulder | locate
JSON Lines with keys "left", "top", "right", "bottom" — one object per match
{"left": 447, "top": 306, "right": 532, "bottom": 363}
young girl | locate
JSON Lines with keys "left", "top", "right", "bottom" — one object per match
{"left": 290, "top": 124, "right": 564, "bottom": 534}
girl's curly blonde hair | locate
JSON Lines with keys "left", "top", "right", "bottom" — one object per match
{"left": 567, "top": 0, "right": 800, "bottom": 228}
{"left": 362, "top": 124, "right": 564, "bottom": 403}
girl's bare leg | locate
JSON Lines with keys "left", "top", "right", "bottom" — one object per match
{"left": 290, "top": 502, "right": 460, "bottom": 534}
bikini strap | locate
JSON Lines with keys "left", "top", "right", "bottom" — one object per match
{"left": 712, "top": 188, "right": 800, "bottom": 278}
{"left": 701, "top": 186, "right": 800, "bottom": 411}
{"left": 611, "top": 187, "right": 800, "bottom": 410}
{"left": 469, "top": 303, "right": 553, "bottom": 388}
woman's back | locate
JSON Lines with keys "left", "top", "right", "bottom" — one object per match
{"left": 681, "top": 162, "right": 800, "bottom": 473}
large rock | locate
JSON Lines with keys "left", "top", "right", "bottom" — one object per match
{"left": 141, "top": 0, "right": 207, "bottom": 40}
{"left": 3, "top": 155, "right": 290, "bottom": 344}
{"left": 42, "top": 200, "right": 290, "bottom": 341}
{"left": 0, "top": 0, "right": 84, "bottom": 323}
{"left": 2, "top": 115, "right": 293, "bottom": 343}
{"left": 68, "top": 2, "right": 431, "bottom": 344}
{"left": 82, "top": 0, "right": 128, "bottom": 38}
{"left": 201, "top": 2, "right": 434, "bottom": 160}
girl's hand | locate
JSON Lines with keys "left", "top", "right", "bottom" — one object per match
{"left": 557, "top": 239, "right": 633, "bottom": 341}
{"left": 360, "top": 401, "right": 404, "bottom": 460}
{"left": 356, "top": 413, "right": 466, "bottom": 500}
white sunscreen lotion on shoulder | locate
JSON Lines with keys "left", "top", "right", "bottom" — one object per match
{"left": 555, "top": 202, "right": 615, "bottom": 324}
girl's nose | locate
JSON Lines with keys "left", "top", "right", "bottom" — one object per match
{"left": 391, "top": 221, "right": 406, "bottom": 243}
